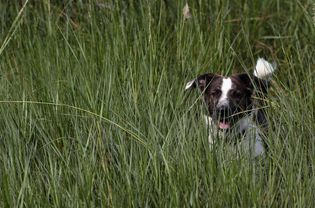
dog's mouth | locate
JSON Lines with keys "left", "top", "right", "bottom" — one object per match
{"left": 218, "top": 120, "right": 231, "bottom": 129}
{"left": 217, "top": 115, "right": 238, "bottom": 130}
{"left": 213, "top": 107, "right": 246, "bottom": 130}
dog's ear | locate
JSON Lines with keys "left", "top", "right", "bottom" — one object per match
{"left": 185, "top": 73, "right": 217, "bottom": 92}
{"left": 237, "top": 73, "right": 269, "bottom": 94}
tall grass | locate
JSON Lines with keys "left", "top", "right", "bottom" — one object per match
{"left": 0, "top": 0, "right": 314, "bottom": 207}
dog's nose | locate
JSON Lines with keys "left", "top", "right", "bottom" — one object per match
{"left": 218, "top": 105, "right": 231, "bottom": 117}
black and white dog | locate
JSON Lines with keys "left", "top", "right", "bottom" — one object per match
{"left": 185, "top": 58, "right": 276, "bottom": 157}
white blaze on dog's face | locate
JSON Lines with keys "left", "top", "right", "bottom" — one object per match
{"left": 217, "top": 78, "right": 232, "bottom": 107}
{"left": 185, "top": 72, "right": 268, "bottom": 130}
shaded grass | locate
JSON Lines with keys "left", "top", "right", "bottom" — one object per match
{"left": 0, "top": 0, "right": 314, "bottom": 207}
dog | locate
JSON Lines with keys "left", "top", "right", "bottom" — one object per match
{"left": 185, "top": 58, "right": 276, "bottom": 157}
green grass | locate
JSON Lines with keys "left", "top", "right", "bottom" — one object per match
{"left": 0, "top": 0, "right": 314, "bottom": 207}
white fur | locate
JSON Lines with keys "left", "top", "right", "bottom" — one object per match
{"left": 254, "top": 58, "right": 276, "bottom": 80}
{"left": 237, "top": 116, "right": 265, "bottom": 157}
{"left": 204, "top": 115, "right": 214, "bottom": 145}
{"left": 185, "top": 80, "right": 194, "bottom": 90}
{"left": 204, "top": 115, "right": 212, "bottom": 126}
{"left": 218, "top": 78, "right": 232, "bottom": 106}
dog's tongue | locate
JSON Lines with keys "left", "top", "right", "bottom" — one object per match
{"left": 219, "top": 121, "right": 230, "bottom": 129}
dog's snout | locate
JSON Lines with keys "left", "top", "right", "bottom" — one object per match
{"left": 217, "top": 105, "right": 231, "bottom": 117}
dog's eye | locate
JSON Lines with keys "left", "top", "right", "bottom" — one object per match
{"left": 232, "top": 90, "right": 242, "bottom": 98}
{"left": 211, "top": 89, "right": 221, "bottom": 97}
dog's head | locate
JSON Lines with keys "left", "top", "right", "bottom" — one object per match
{"left": 185, "top": 72, "right": 269, "bottom": 130}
